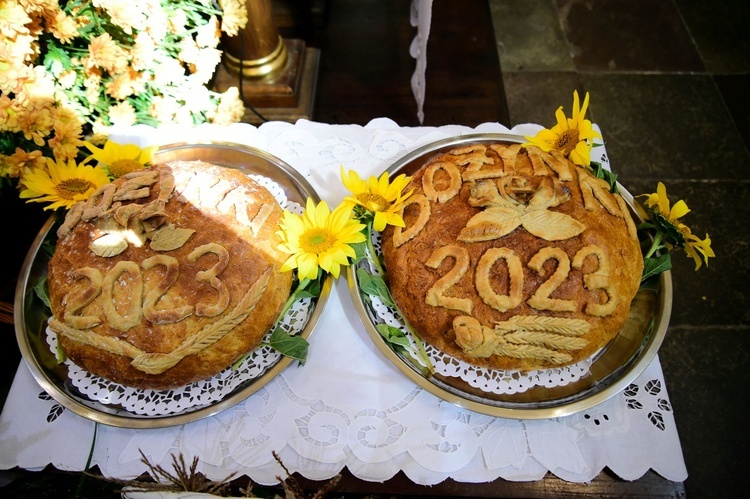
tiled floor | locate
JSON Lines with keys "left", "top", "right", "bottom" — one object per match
{"left": 490, "top": 0, "right": 750, "bottom": 497}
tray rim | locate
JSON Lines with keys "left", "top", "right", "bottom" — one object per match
{"left": 346, "top": 132, "right": 673, "bottom": 419}
{"left": 14, "top": 141, "right": 330, "bottom": 429}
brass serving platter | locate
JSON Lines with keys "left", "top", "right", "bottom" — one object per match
{"left": 346, "top": 133, "right": 672, "bottom": 419}
{"left": 15, "top": 142, "right": 330, "bottom": 428}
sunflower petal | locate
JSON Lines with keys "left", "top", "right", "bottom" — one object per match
{"left": 669, "top": 199, "right": 690, "bottom": 221}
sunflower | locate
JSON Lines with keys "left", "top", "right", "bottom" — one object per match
{"left": 83, "top": 140, "right": 158, "bottom": 178}
{"left": 18, "top": 157, "right": 111, "bottom": 211}
{"left": 340, "top": 166, "right": 413, "bottom": 231}
{"left": 524, "top": 90, "right": 602, "bottom": 166}
{"left": 276, "top": 198, "right": 366, "bottom": 280}
{"left": 640, "top": 182, "right": 715, "bottom": 270}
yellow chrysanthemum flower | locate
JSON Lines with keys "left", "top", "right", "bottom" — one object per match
{"left": 18, "top": 157, "right": 111, "bottom": 211}
{"left": 340, "top": 166, "right": 413, "bottom": 232}
{"left": 640, "top": 182, "right": 715, "bottom": 270}
{"left": 524, "top": 90, "right": 602, "bottom": 166}
{"left": 276, "top": 198, "right": 367, "bottom": 280}
{"left": 83, "top": 140, "right": 158, "bottom": 178}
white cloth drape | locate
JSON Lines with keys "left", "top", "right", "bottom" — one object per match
{"left": 410, "top": 0, "right": 433, "bottom": 124}
{"left": 0, "top": 119, "right": 688, "bottom": 487}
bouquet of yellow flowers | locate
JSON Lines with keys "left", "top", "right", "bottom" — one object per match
{"left": 525, "top": 90, "right": 714, "bottom": 278}
{"left": 1, "top": 0, "right": 248, "bottom": 200}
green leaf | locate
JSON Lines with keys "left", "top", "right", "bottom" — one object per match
{"left": 590, "top": 161, "right": 619, "bottom": 193}
{"left": 651, "top": 211, "right": 686, "bottom": 247}
{"left": 641, "top": 253, "right": 672, "bottom": 283}
{"left": 375, "top": 323, "right": 433, "bottom": 376}
{"left": 266, "top": 327, "right": 309, "bottom": 364}
{"left": 639, "top": 274, "right": 661, "bottom": 293}
{"left": 43, "top": 44, "right": 72, "bottom": 76}
{"left": 375, "top": 323, "right": 411, "bottom": 348}
{"left": 356, "top": 267, "right": 395, "bottom": 307}
{"left": 55, "top": 343, "right": 67, "bottom": 364}
{"left": 33, "top": 276, "right": 51, "bottom": 310}
{"left": 351, "top": 240, "right": 368, "bottom": 264}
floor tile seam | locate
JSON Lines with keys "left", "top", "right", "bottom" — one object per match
{"left": 666, "top": 324, "right": 750, "bottom": 333}
{"left": 620, "top": 178, "right": 750, "bottom": 184}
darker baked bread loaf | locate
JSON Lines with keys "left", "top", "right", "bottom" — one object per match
{"left": 47, "top": 160, "right": 292, "bottom": 389}
{"left": 381, "top": 142, "right": 643, "bottom": 372}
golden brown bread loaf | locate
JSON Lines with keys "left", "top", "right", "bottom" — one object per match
{"left": 381, "top": 142, "right": 643, "bottom": 372}
{"left": 47, "top": 160, "right": 292, "bottom": 389}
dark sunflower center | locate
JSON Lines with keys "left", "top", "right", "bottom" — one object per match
{"left": 556, "top": 129, "right": 580, "bottom": 156}
{"left": 57, "top": 178, "right": 95, "bottom": 199}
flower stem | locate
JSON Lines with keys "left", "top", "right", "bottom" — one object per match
{"left": 278, "top": 276, "right": 313, "bottom": 319}
{"left": 645, "top": 231, "right": 664, "bottom": 259}
{"left": 365, "top": 219, "right": 386, "bottom": 277}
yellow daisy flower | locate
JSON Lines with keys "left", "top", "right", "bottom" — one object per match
{"left": 276, "top": 198, "right": 367, "bottom": 280}
{"left": 640, "top": 182, "right": 715, "bottom": 270}
{"left": 18, "top": 157, "right": 111, "bottom": 211}
{"left": 340, "top": 166, "right": 413, "bottom": 232}
{"left": 83, "top": 140, "right": 158, "bottom": 178}
{"left": 524, "top": 90, "right": 602, "bottom": 166}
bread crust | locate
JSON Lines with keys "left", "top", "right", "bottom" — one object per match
{"left": 48, "top": 161, "right": 292, "bottom": 389}
{"left": 381, "top": 143, "right": 643, "bottom": 372}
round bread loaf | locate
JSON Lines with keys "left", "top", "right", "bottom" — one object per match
{"left": 381, "top": 142, "right": 644, "bottom": 372}
{"left": 47, "top": 160, "right": 292, "bottom": 389}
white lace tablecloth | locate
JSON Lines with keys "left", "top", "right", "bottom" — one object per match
{"left": 0, "top": 119, "right": 688, "bottom": 486}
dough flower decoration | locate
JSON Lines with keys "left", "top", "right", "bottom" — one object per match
{"left": 523, "top": 90, "right": 602, "bottom": 166}
{"left": 638, "top": 182, "right": 714, "bottom": 277}
{"left": 18, "top": 156, "right": 111, "bottom": 211}
{"left": 83, "top": 140, "right": 159, "bottom": 179}
{"left": 276, "top": 197, "right": 366, "bottom": 281}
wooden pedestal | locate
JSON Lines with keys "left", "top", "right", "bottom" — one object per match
{"left": 213, "top": 39, "right": 320, "bottom": 124}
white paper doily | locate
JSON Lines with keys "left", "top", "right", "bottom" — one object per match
{"left": 45, "top": 297, "right": 312, "bottom": 416}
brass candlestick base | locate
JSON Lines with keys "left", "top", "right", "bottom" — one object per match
{"left": 214, "top": 39, "right": 320, "bottom": 124}
{"left": 222, "top": 35, "right": 288, "bottom": 78}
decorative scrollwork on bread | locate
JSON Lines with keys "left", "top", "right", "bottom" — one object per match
{"left": 422, "top": 161, "right": 462, "bottom": 203}
{"left": 393, "top": 193, "right": 430, "bottom": 247}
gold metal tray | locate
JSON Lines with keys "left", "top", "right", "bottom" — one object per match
{"left": 346, "top": 133, "right": 672, "bottom": 419}
{"left": 14, "top": 142, "right": 330, "bottom": 428}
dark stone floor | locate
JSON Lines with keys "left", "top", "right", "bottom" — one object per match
{"left": 491, "top": 1, "right": 750, "bottom": 497}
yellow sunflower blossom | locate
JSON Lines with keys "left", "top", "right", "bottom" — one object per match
{"left": 276, "top": 198, "right": 366, "bottom": 280}
{"left": 524, "top": 90, "right": 602, "bottom": 166}
{"left": 340, "top": 166, "right": 413, "bottom": 232}
{"left": 639, "top": 182, "right": 715, "bottom": 270}
{"left": 83, "top": 140, "right": 158, "bottom": 178}
{"left": 18, "top": 157, "right": 111, "bottom": 211}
